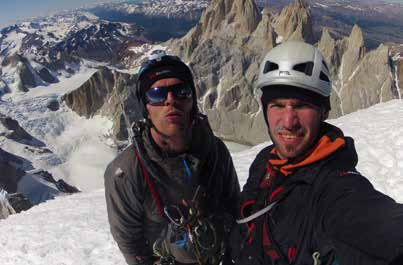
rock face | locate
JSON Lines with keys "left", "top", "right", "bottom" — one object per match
{"left": 391, "top": 45, "right": 403, "bottom": 99}
{"left": 0, "top": 189, "right": 16, "bottom": 219}
{"left": 398, "top": 60, "right": 403, "bottom": 96}
{"left": 167, "top": 0, "right": 314, "bottom": 144}
{"left": 0, "top": 148, "right": 28, "bottom": 193}
{"left": 318, "top": 26, "right": 400, "bottom": 118}
{"left": 272, "top": 0, "right": 314, "bottom": 43}
{"left": 0, "top": 113, "right": 46, "bottom": 147}
{"left": 7, "top": 192, "right": 33, "bottom": 213}
{"left": 62, "top": 67, "right": 137, "bottom": 140}
{"left": 62, "top": 67, "right": 116, "bottom": 118}
{"left": 0, "top": 79, "right": 10, "bottom": 95}
{"left": 1, "top": 54, "right": 58, "bottom": 92}
{"left": 340, "top": 44, "right": 396, "bottom": 115}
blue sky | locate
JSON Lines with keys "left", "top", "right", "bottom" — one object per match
{"left": 0, "top": 0, "right": 124, "bottom": 28}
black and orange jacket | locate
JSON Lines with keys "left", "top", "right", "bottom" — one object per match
{"left": 228, "top": 122, "right": 403, "bottom": 265}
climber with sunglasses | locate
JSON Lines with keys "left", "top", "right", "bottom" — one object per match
{"left": 104, "top": 50, "right": 240, "bottom": 265}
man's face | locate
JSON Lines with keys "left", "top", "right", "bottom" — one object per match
{"left": 266, "top": 98, "right": 324, "bottom": 160}
{"left": 146, "top": 77, "right": 193, "bottom": 138}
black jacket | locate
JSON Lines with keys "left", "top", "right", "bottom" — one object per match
{"left": 229, "top": 123, "right": 403, "bottom": 265}
{"left": 105, "top": 116, "right": 240, "bottom": 265}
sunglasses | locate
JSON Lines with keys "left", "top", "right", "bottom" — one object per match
{"left": 145, "top": 83, "right": 193, "bottom": 105}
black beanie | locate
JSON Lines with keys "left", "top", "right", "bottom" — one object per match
{"left": 136, "top": 55, "right": 198, "bottom": 117}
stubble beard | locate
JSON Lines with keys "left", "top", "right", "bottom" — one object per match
{"left": 152, "top": 121, "right": 192, "bottom": 154}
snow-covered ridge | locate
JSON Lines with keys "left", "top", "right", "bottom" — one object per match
{"left": 0, "top": 10, "right": 148, "bottom": 95}
{"left": 94, "top": 0, "right": 209, "bottom": 20}
{"left": 0, "top": 10, "right": 141, "bottom": 60}
{"left": 0, "top": 12, "right": 101, "bottom": 58}
{"left": 312, "top": 0, "right": 403, "bottom": 11}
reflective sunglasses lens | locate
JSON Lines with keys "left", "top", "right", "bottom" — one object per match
{"left": 145, "top": 87, "right": 168, "bottom": 104}
{"left": 172, "top": 84, "right": 192, "bottom": 98}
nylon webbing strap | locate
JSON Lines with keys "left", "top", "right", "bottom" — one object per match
{"left": 236, "top": 201, "right": 278, "bottom": 224}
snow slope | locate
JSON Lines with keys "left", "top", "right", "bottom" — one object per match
{"left": 0, "top": 100, "right": 403, "bottom": 264}
{"left": 0, "top": 190, "right": 124, "bottom": 265}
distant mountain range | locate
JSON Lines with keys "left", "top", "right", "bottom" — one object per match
{"left": 87, "top": 0, "right": 209, "bottom": 41}
{"left": 85, "top": 0, "right": 403, "bottom": 48}
{"left": 0, "top": 11, "right": 149, "bottom": 94}
{"left": 254, "top": 0, "right": 403, "bottom": 49}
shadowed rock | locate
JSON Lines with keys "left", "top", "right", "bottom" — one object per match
{"left": 62, "top": 67, "right": 137, "bottom": 141}
{"left": 0, "top": 113, "right": 46, "bottom": 147}
{"left": 0, "top": 148, "right": 32, "bottom": 193}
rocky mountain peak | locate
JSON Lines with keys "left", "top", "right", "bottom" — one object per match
{"left": 248, "top": 8, "right": 276, "bottom": 58}
{"left": 226, "top": 0, "right": 261, "bottom": 34}
{"left": 196, "top": 0, "right": 232, "bottom": 39}
{"left": 318, "top": 28, "right": 336, "bottom": 69}
{"left": 273, "top": 0, "right": 314, "bottom": 43}
{"left": 318, "top": 27, "right": 334, "bottom": 48}
{"left": 171, "top": 0, "right": 261, "bottom": 61}
{"left": 348, "top": 24, "right": 365, "bottom": 50}
{"left": 62, "top": 67, "right": 137, "bottom": 141}
{"left": 197, "top": 0, "right": 260, "bottom": 39}
{"left": 339, "top": 25, "right": 366, "bottom": 83}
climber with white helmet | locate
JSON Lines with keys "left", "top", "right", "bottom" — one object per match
{"left": 227, "top": 41, "right": 403, "bottom": 265}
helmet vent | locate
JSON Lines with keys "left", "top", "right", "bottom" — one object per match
{"left": 293, "top": 62, "right": 313, "bottom": 76}
{"left": 322, "top": 60, "right": 329, "bottom": 72}
{"left": 263, "top": 61, "right": 279, "bottom": 73}
{"left": 320, "top": 71, "right": 330, "bottom": 82}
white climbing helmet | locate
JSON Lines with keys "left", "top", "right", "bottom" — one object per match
{"left": 257, "top": 41, "right": 332, "bottom": 98}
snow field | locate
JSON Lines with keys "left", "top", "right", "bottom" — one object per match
{"left": 0, "top": 191, "right": 125, "bottom": 265}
